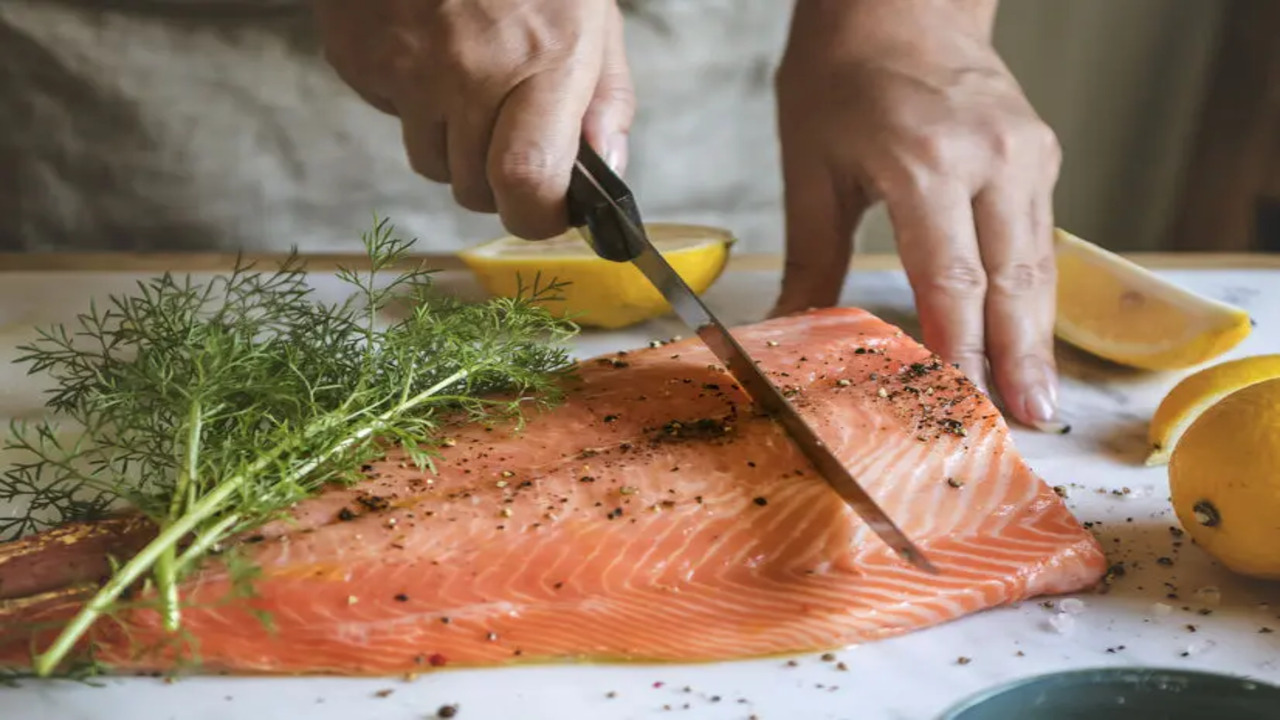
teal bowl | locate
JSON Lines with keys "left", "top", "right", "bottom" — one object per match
{"left": 939, "top": 667, "right": 1280, "bottom": 719}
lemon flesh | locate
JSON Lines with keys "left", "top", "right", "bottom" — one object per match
{"left": 1053, "top": 228, "right": 1252, "bottom": 370}
{"left": 1169, "top": 377, "right": 1280, "bottom": 580}
{"left": 459, "top": 224, "right": 734, "bottom": 330}
{"left": 1146, "top": 354, "right": 1280, "bottom": 466}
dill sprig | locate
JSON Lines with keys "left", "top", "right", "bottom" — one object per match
{"left": 1, "top": 218, "right": 578, "bottom": 676}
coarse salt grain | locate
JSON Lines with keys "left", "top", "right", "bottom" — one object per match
{"left": 1183, "top": 639, "right": 1217, "bottom": 657}
{"left": 1048, "top": 613, "right": 1076, "bottom": 634}
{"left": 1152, "top": 602, "right": 1173, "bottom": 617}
{"left": 1059, "top": 598, "right": 1087, "bottom": 615}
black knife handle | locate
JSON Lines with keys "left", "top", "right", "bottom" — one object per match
{"left": 567, "top": 138, "right": 646, "bottom": 263}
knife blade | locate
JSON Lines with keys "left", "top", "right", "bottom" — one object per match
{"left": 566, "top": 138, "right": 938, "bottom": 574}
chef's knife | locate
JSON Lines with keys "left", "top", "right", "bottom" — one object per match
{"left": 565, "top": 138, "right": 938, "bottom": 574}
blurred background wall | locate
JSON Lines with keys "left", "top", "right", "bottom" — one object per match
{"left": 951, "top": 0, "right": 1225, "bottom": 254}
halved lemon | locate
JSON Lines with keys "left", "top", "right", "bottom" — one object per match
{"left": 458, "top": 223, "right": 734, "bottom": 329}
{"left": 1146, "top": 354, "right": 1280, "bottom": 466}
{"left": 1054, "top": 228, "right": 1253, "bottom": 370}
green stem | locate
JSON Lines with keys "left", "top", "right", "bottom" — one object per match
{"left": 186, "top": 416, "right": 201, "bottom": 511}
{"left": 417, "top": 395, "right": 510, "bottom": 406}
{"left": 157, "top": 402, "right": 203, "bottom": 632}
{"left": 31, "top": 368, "right": 469, "bottom": 677}
{"left": 154, "top": 553, "right": 179, "bottom": 632}
{"left": 174, "top": 513, "right": 239, "bottom": 575}
{"left": 33, "top": 452, "right": 278, "bottom": 676}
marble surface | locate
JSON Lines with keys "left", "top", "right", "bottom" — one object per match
{"left": 2, "top": 265, "right": 1280, "bottom": 720}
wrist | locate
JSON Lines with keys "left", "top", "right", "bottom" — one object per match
{"left": 787, "top": 0, "right": 999, "bottom": 50}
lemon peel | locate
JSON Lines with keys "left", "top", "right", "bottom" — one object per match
{"left": 1169, "top": 377, "right": 1280, "bottom": 580}
{"left": 459, "top": 224, "right": 734, "bottom": 329}
{"left": 1053, "top": 228, "right": 1252, "bottom": 370}
{"left": 1146, "top": 354, "right": 1280, "bottom": 466}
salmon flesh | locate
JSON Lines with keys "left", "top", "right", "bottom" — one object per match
{"left": 0, "top": 307, "right": 1107, "bottom": 674}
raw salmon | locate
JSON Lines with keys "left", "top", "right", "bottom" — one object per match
{"left": 0, "top": 307, "right": 1107, "bottom": 675}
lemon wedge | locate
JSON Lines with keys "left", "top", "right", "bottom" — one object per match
{"left": 1146, "top": 354, "right": 1280, "bottom": 466}
{"left": 1169, "top": 377, "right": 1280, "bottom": 580}
{"left": 1053, "top": 228, "right": 1253, "bottom": 370}
{"left": 459, "top": 223, "right": 734, "bottom": 329}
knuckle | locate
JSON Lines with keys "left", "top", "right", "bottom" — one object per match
{"left": 1034, "top": 123, "right": 1061, "bottom": 157}
{"left": 989, "top": 262, "right": 1037, "bottom": 295}
{"left": 991, "top": 256, "right": 1055, "bottom": 296}
{"left": 880, "top": 132, "right": 967, "bottom": 197}
{"left": 984, "top": 125, "right": 1018, "bottom": 165}
{"left": 927, "top": 262, "right": 988, "bottom": 297}
{"left": 906, "top": 131, "right": 954, "bottom": 173}
{"left": 985, "top": 120, "right": 1061, "bottom": 174}
{"left": 973, "top": 112, "right": 1029, "bottom": 165}
{"left": 949, "top": 346, "right": 988, "bottom": 366}
{"left": 491, "top": 146, "right": 558, "bottom": 195}
{"left": 521, "top": 42, "right": 576, "bottom": 72}
{"left": 595, "top": 82, "right": 637, "bottom": 117}
{"left": 387, "top": 30, "right": 430, "bottom": 83}
{"left": 871, "top": 159, "right": 937, "bottom": 203}
{"left": 1039, "top": 126, "right": 1064, "bottom": 174}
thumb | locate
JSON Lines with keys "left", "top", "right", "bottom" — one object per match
{"left": 582, "top": 4, "right": 635, "bottom": 175}
{"left": 770, "top": 142, "right": 867, "bottom": 318}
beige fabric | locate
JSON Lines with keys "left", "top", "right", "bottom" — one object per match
{"left": 0, "top": 0, "right": 1226, "bottom": 256}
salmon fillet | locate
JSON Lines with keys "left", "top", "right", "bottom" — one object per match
{"left": 0, "top": 307, "right": 1107, "bottom": 675}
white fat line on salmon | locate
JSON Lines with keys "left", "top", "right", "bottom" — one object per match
{"left": 331, "top": 601, "right": 528, "bottom": 640}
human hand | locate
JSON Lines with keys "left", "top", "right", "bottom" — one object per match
{"left": 313, "top": 0, "right": 635, "bottom": 240}
{"left": 771, "top": 0, "right": 1064, "bottom": 432}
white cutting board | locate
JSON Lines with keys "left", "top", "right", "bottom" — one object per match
{"left": 2, "top": 264, "right": 1280, "bottom": 720}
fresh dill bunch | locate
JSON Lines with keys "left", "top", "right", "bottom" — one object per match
{"left": 0, "top": 217, "right": 579, "bottom": 676}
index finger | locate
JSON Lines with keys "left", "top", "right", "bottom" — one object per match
{"left": 887, "top": 183, "right": 989, "bottom": 393}
{"left": 975, "top": 183, "right": 1061, "bottom": 431}
{"left": 487, "top": 66, "right": 598, "bottom": 240}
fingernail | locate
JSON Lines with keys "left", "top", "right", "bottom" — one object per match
{"left": 1026, "top": 385, "right": 1070, "bottom": 434}
{"left": 1019, "top": 355, "right": 1069, "bottom": 433}
{"left": 604, "top": 132, "right": 628, "bottom": 175}
{"left": 1033, "top": 420, "right": 1071, "bottom": 434}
